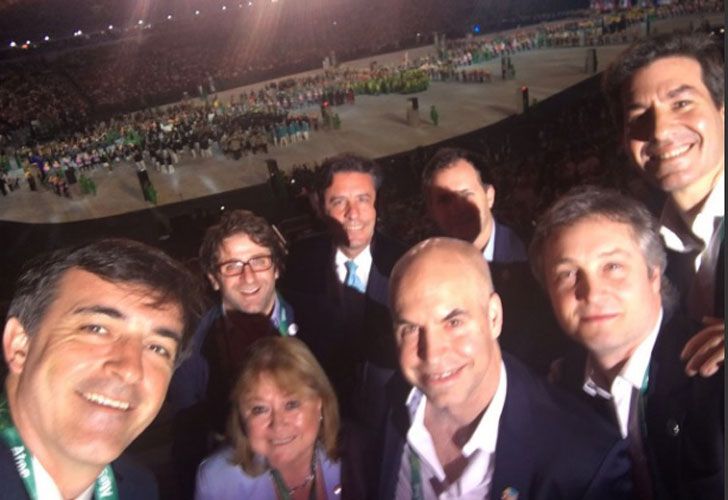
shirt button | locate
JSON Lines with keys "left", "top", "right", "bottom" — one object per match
{"left": 666, "top": 419, "right": 680, "bottom": 437}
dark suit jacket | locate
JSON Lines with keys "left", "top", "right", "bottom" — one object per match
{"left": 281, "top": 231, "right": 406, "bottom": 418}
{"left": 665, "top": 241, "right": 725, "bottom": 320}
{"left": 492, "top": 220, "right": 528, "bottom": 263}
{"left": 377, "top": 354, "right": 632, "bottom": 500}
{"left": 489, "top": 221, "right": 569, "bottom": 375}
{"left": 555, "top": 311, "right": 725, "bottom": 499}
{"left": 0, "top": 445, "right": 158, "bottom": 500}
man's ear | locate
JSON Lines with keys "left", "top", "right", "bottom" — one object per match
{"left": 486, "top": 292, "right": 503, "bottom": 340}
{"left": 485, "top": 184, "right": 495, "bottom": 209}
{"left": 3, "top": 318, "right": 30, "bottom": 375}
{"left": 207, "top": 273, "right": 221, "bottom": 292}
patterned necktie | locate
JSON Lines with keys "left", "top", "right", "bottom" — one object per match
{"left": 344, "top": 260, "right": 366, "bottom": 293}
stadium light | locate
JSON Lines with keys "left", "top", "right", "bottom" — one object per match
{"left": 25, "top": 40, "right": 30, "bottom": 44}
{"left": 9, "top": 41, "right": 17, "bottom": 47}
{"left": 44, "top": 35, "right": 50, "bottom": 41}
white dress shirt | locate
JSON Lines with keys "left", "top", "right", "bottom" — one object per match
{"left": 660, "top": 173, "right": 724, "bottom": 320}
{"left": 582, "top": 309, "right": 662, "bottom": 438}
{"left": 334, "top": 244, "right": 372, "bottom": 289}
{"left": 396, "top": 363, "right": 507, "bottom": 499}
{"left": 33, "top": 456, "right": 95, "bottom": 500}
{"left": 481, "top": 223, "right": 497, "bottom": 263}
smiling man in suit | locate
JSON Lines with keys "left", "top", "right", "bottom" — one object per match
{"left": 531, "top": 186, "right": 724, "bottom": 499}
{"left": 281, "top": 153, "right": 405, "bottom": 419}
{"left": 1, "top": 239, "right": 202, "bottom": 500}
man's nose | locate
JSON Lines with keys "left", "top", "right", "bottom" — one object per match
{"left": 106, "top": 338, "right": 144, "bottom": 384}
{"left": 417, "top": 327, "right": 448, "bottom": 363}
{"left": 575, "top": 271, "right": 601, "bottom": 302}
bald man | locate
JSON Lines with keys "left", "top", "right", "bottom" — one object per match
{"left": 377, "top": 238, "right": 632, "bottom": 500}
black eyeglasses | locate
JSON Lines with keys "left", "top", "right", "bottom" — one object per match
{"left": 217, "top": 255, "right": 274, "bottom": 276}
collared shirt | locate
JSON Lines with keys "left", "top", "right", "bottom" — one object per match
{"left": 582, "top": 309, "right": 663, "bottom": 438}
{"left": 33, "top": 455, "right": 95, "bottom": 500}
{"left": 334, "top": 244, "right": 372, "bottom": 290}
{"left": 396, "top": 363, "right": 507, "bottom": 499}
{"left": 660, "top": 172, "right": 724, "bottom": 320}
{"left": 481, "top": 223, "right": 497, "bottom": 263}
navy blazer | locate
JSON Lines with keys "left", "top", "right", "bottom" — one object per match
{"left": 0, "top": 445, "right": 158, "bottom": 500}
{"left": 280, "top": 231, "right": 406, "bottom": 418}
{"left": 377, "top": 354, "right": 632, "bottom": 500}
{"left": 556, "top": 311, "right": 725, "bottom": 499}
{"left": 492, "top": 220, "right": 528, "bottom": 263}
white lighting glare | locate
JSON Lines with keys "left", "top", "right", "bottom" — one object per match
{"left": 108, "top": 24, "right": 114, "bottom": 30}
{"left": 195, "top": 9, "right": 200, "bottom": 15}
{"left": 44, "top": 35, "right": 50, "bottom": 41}
{"left": 167, "top": 14, "right": 173, "bottom": 20}
{"left": 138, "top": 19, "right": 143, "bottom": 25}
{"left": 9, "top": 41, "right": 17, "bottom": 47}
{"left": 222, "top": 5, "right": 227, "bottom": 10}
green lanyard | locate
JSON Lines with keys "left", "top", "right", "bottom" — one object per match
{"left": 270, "top": 457, "right": 318, "bottom": 500}
{"left": 275, "top": 294, "right": 296, "bottom": 337}
{"left": 408, "top": 446, "right": 424, "bottom": 500}
{"left": 0, "top": 393, "right": 119, "bottom": 500}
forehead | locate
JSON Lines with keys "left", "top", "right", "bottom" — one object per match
{"left": 244, "top": 372, "right": 311, "bottom": 400}
{"left": 545, "top": 217, "right": 644, "bottom": 262}
{"left": 394, "top": 253, "right": 484, "bottom": 313}
{"left": 623, "top": 56, "right": 708, "bottom": 103}
{"left": 218, "top": 232, "right": 270, "bottom": 258}
{"left": 48, "top": 268, "right": 184, "bottom": 324}
{"left": 431, "top": 159, "right": 481, "bottom": 188}
{"left": 326, "top": 171, "right": 376, "bottom": 195}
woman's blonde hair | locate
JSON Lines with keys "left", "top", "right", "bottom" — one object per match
{"left": 226, "top": 336, "right": 340, "bottom": 475}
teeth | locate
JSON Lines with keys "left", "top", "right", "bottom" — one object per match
{"left": 430, "top": 369, "right": 456, "bottom": 380}
{"left": 83, "top": 392, "right": 130, "bottom": 411}
{"left": 656, "top": 144, "right": 691, "bottom": 160}
{"left": 271, "top": 436, "right": 295, "bottom": 445}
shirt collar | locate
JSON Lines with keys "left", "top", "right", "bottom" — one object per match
{"left": 406, "top": 361, "right": 507, "bottom": 460}
{"left": 482, "top": 223, "right": 497, "bottom": 262}
{"left": 335, "top": 244, "right": 373, "bottom": 279}
{"left": 33, "top": 456, "right": 95, "bottom": 500}
{"left": 583, "top": 308, "right": 663, "bottom": 398}
{"left": 660, "top": 171, "right": 725, "bottom": 251}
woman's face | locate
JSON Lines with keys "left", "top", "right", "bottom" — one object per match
{"left": 241, "top": 373, "right": 322, "bottom": 471}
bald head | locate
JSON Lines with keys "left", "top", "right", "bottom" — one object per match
{"left": 390, "top": 237, "right": 494, "bottom": 306}
{"left": 389, "top": 237, "right": 503, "bottom": 421}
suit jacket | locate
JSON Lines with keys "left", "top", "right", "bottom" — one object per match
{"left": 489, "top": 221, "right": 569, "bottom": 375}
{"left": 280, "top": 231, "right": 406, "bottom": 418}
{"left": 556, "top": 311, "right": 724, "bottom": 499}
{"left": 492, "top": 220, "right": 528, "bottom": 263}
{"left": 377, "top": 354, "right": 632, "bottom": 500}
{"left": 665, "top": 242, "right": 725, "bottom": 320}
{"left": 0, "top": 444, "right": 158, "bottom": 500}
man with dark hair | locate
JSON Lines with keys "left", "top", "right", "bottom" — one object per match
{"left": 378, "top": 237, "right": 632, "bottom": 499}
{"left": 422, "top": 147, "right": 565, "bottom": 374}
{"left": 167, "top": 208, "right": 296, "bottom": 423}
{"left": 531, "top": 186, "right": 724, "bottom": 499}
{"left": 422, "top": 147, "right": 526, "bottom": 262}
{"left": 1, "top": 238, "right": 202, "bottom": 499}
{"left": 281, "top": 152, "right": 405, "bottom": 419}
{"left": 603, "top": 32, "right": 724, "bottom": 376}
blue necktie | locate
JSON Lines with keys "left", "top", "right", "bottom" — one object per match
{"left": 344, "top": 260, "right": 366, "bottom": 293}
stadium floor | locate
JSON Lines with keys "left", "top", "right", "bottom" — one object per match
{"left": 0, "top": 12, "right": 720, "bottom": 224}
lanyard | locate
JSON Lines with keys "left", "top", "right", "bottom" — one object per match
{"left": 270, "top": 451, "right": 318, "bottom": 500}
{"left": 0, "top": 393, "right": 120, "bottom": 500}
{"left": 637, "top": 362, "right": 650, "bottom": 440}
{"left": 408, "top": 446, "right": 424, "bottom": 500}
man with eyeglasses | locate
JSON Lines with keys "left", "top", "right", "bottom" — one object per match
{"left": 166, "top": 209, "right": 296, "bottom": 498}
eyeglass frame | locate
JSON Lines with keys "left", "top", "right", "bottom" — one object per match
{"left": 216, "top": 254, "right": 275, "bottom": 276}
